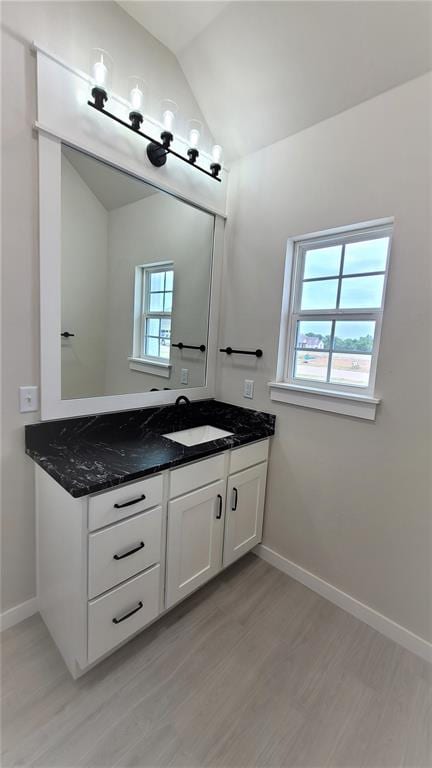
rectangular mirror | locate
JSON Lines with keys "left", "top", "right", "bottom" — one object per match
{"left": 60, "top": 145, "right": 214, "bottom": 399}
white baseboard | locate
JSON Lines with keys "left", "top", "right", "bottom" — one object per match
{"left": 0, "top": 597, "right": 38, "bottom": 631}
{"left": 255, "top": 544, "right": 432, "bottom": 664}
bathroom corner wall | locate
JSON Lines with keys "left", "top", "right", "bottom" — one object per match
{"left": 217, "top": 73, "right": 432, "bottom": 643}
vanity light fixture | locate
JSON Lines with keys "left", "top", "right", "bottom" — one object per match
{"left": 90, "top": 48, "right": 113, "bottom": 110}
{"left": 87, "top": 55, "right": 222, "bottom": 182}
{"left": 187, "top": 119, "right": 202, "bottom": 164}
{"left": 128, "top": 76, "right": 146, "bottom": 131}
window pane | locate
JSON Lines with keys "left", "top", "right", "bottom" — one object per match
{"left": 333, "top": 321, "right": 375, "bottom": 353}
{"left": 296, "top": 321, "right": 331, "bottom": 351}
{"left": 150, "top": 272, "right": 165, "bottom": 291}
{"left": 160, "top": 318, "right": 171, "bottom": 335}
{"left": 301, "top": 279, "right": 338, "bottom": 310}
{"left": 343, "top": 238, "right": 389, "bottom": 275}
{"left": 339, "top": 275, "right": 384, "bottom": 308}
{"left": 303, "top": 246, "right": 341, "bottom": 279}
{"left": 165, "top": 270, "right": 174, "bottom": 291}
{"left": 145, "top": 336, "right": 159, "bottom": 357}
{"left": 149, "top": 292, "right": 164, "bottom": 312}
{"left": 294, "top": 350, "right": 329, "bottom": 382}
{"left": 164, "top": 292, "right": 173, "bottom": 312}
{"left": 159, "top": 342, "right": 170, "bottom": 360}
{"left": 330, "top": 353, "right": 372, "bottom": 388}
{"left": 160, "top": 318, "right": 171, "bottom": 354}
{"left": 146, "top": 317, "right": 160, "bottom": 336}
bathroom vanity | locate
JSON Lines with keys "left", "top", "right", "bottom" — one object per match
{"left": 28, "top": 51, "right": 275, "bottom": 678}
{"left": 26, "top": 400, "right": 275, "bottom": 677}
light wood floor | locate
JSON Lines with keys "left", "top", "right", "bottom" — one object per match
{"left": 1, "top": 554, "right": 431, "bottom": 767}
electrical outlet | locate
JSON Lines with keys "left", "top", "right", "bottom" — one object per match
{"left": 181, "top": 368, "right": 189, "bottom": 385}
{"left": 243, "top": 379, "right": 254, "bottom": 399}
{"left": 19, "top": 386, "right": 39, "bottom": 413}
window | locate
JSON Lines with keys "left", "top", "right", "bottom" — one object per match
{"left": 130, "top": 263, "right": 174, "bottom": 376}
{"left": 270, "top": 220, "right": 393, "bottom": 419}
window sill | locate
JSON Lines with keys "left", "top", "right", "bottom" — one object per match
{"left": 268, "top": 381, "right": 380, "bottom": 420}
{"left": 128, "top": 357, "right": 172, "bottom": 379}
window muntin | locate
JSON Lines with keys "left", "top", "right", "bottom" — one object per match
{"left": 287, "top": 225, "right": 391, "bottom": 395}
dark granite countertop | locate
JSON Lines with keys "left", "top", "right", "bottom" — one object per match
{"left": 25, "top": 399, "right": 275, "bottom": 498}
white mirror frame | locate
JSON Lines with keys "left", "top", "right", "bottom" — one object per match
{"left": 39, "top": 132, "right": 224, "bottom": 420}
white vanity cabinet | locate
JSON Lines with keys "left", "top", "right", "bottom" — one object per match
{"left": 166, "top": 479, "right": 226, "bottom": 608}
{"left": 36, "top": 438, "right": 269, "bottom": 678}
{"left": 224, "top": 463, "right": 267, "bottom": 567}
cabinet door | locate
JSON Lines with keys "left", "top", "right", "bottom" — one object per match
{"left": 166, "top": 479, "right": 226, "bottom": 609}
{"left": 223, "top": 462, "right": 267, "bottom": 567}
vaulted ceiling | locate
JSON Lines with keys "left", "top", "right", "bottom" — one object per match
{"left": 119, "top": 1, "right": 432, "bottom": 163}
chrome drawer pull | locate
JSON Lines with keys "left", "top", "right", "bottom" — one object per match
{"left": 112, "top": 601, "right": 143, "bottom": 624}
{"left": 114, "top": 494, "right": 146, "bottom": 509}
{"left": 113, "top": 541, "right": 145, "bottom": 560}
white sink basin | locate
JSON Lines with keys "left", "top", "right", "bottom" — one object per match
{"left": 163, "top": 425, "right": 233, "bottom": 447}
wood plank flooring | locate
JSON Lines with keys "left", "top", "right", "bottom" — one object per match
{"left": 1, "top": 554, "right": 431, "bottom": 767}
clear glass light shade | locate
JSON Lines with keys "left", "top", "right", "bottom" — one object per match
{"left": 90, "top": 48, "right": 113, "bottom": 93}
{"left": 161, "top": 99, "right": 178, "bottom": 133}
{"left": 212, "top": 144, "right": 223, "bottom": 165}
{"left": 128, "top": 76, "right": 147, "bottom": 114}
{"left": 188, "top": 119, "right": 202, "bottom": 148}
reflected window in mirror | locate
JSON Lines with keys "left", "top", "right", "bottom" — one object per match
{"left": 60, "top": 144, "right": 215, "bottom": 399}
{"left": 134, "top": 263, "right": 174, "bottom": 364}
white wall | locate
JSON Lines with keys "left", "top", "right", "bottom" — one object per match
{"left": 1, "top": 0, "right": 211, "bottom": 613}
{"left": 105, "top": 192, "right": 214, "bottom": 394}
{"left": 217, "top": 73, "right": 432, "bottom": 642}
{"left": 61, "top": 156, "right": 108, "bottom": 399}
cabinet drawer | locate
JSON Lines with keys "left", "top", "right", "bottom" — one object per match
{"left": 88, "top": 506, "right": 162, "bottom": 599}
{"left": 229, "top": 439, "right": 269, "bottom": 475}
{"left": 88, "top": 474, "right": 163, "bottom": 531}
{"left": 87, "top": 564, "right": 160, "bottom": 663}
{"left": 169, "top": 453, "right": 225, "bottom": 499}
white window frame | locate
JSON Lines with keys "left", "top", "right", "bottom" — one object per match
{"left": 270, "top": 218, "right": 393, "bottom": 420}
{"left": 129, "top": 261, "right": 174, "bottom": 377}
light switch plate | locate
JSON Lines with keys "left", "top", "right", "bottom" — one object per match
{"left": 19, "top": 385, "right": 39, "bottom": 413}
{"left": 180, "top": 368, "right": 189, "bottom": 385}
{"left": 243, "top": 379, "right": 254, "bottom": 399}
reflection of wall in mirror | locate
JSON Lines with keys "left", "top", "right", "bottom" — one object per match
{"left": 61, "top": 157, "right": 108, "bottom": 399}
{"left": 105, "top": 193, "right": 213, "bottom": 394}
{"left": 61, "top": 152, "right": 214, "bottom": 399}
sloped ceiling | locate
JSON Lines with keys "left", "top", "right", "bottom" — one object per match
{"left": 118, "top": 1, "right": 229, "bottom": 54}
{"left": 119, "top": 1, "right": 432, "bottom": 162}
{"left": 63, "top": 147, "right": 156, "bottom": 211}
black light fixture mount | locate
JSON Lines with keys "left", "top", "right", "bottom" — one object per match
{"left": 91, "top": 86, "right": 108, "bottom": 111}
{"left": 129, "top": 110, "right": 143, "bottom": 131}
{"left": 210, "top": 162, "right": 221, "bottom": 178}
{"left": 187, "top": 148, "right": 199, "bottom": 164}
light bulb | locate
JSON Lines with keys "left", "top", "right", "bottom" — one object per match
{"left": 189, "top": 129, "right": 200, "bottom": 147}
{"left": 163, "top": 110, "right": 175, "bottom": 132}
{"left": 160, "top": 100, "right": 178, "bottom": 136}
{"left": 188, "top": 119, "right": 202, "bottom": 149}
{"left": 90, "top": 49, "right": 113, "bottom": 100}
{"left": 130, "top": 85, "right": 142, "bottom": 111}
{"left": 94, "top": 55, "right": 107, "bottom": 87}
{"left": 128, "top": 77, "right": 146, "bottom": 115}
{"left": 212, "top": 144, "right": 223, "bottom": 164}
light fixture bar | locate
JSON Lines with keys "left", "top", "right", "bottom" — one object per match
{"left": 87, "top": 101, "right": 222, "bottom": 182}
